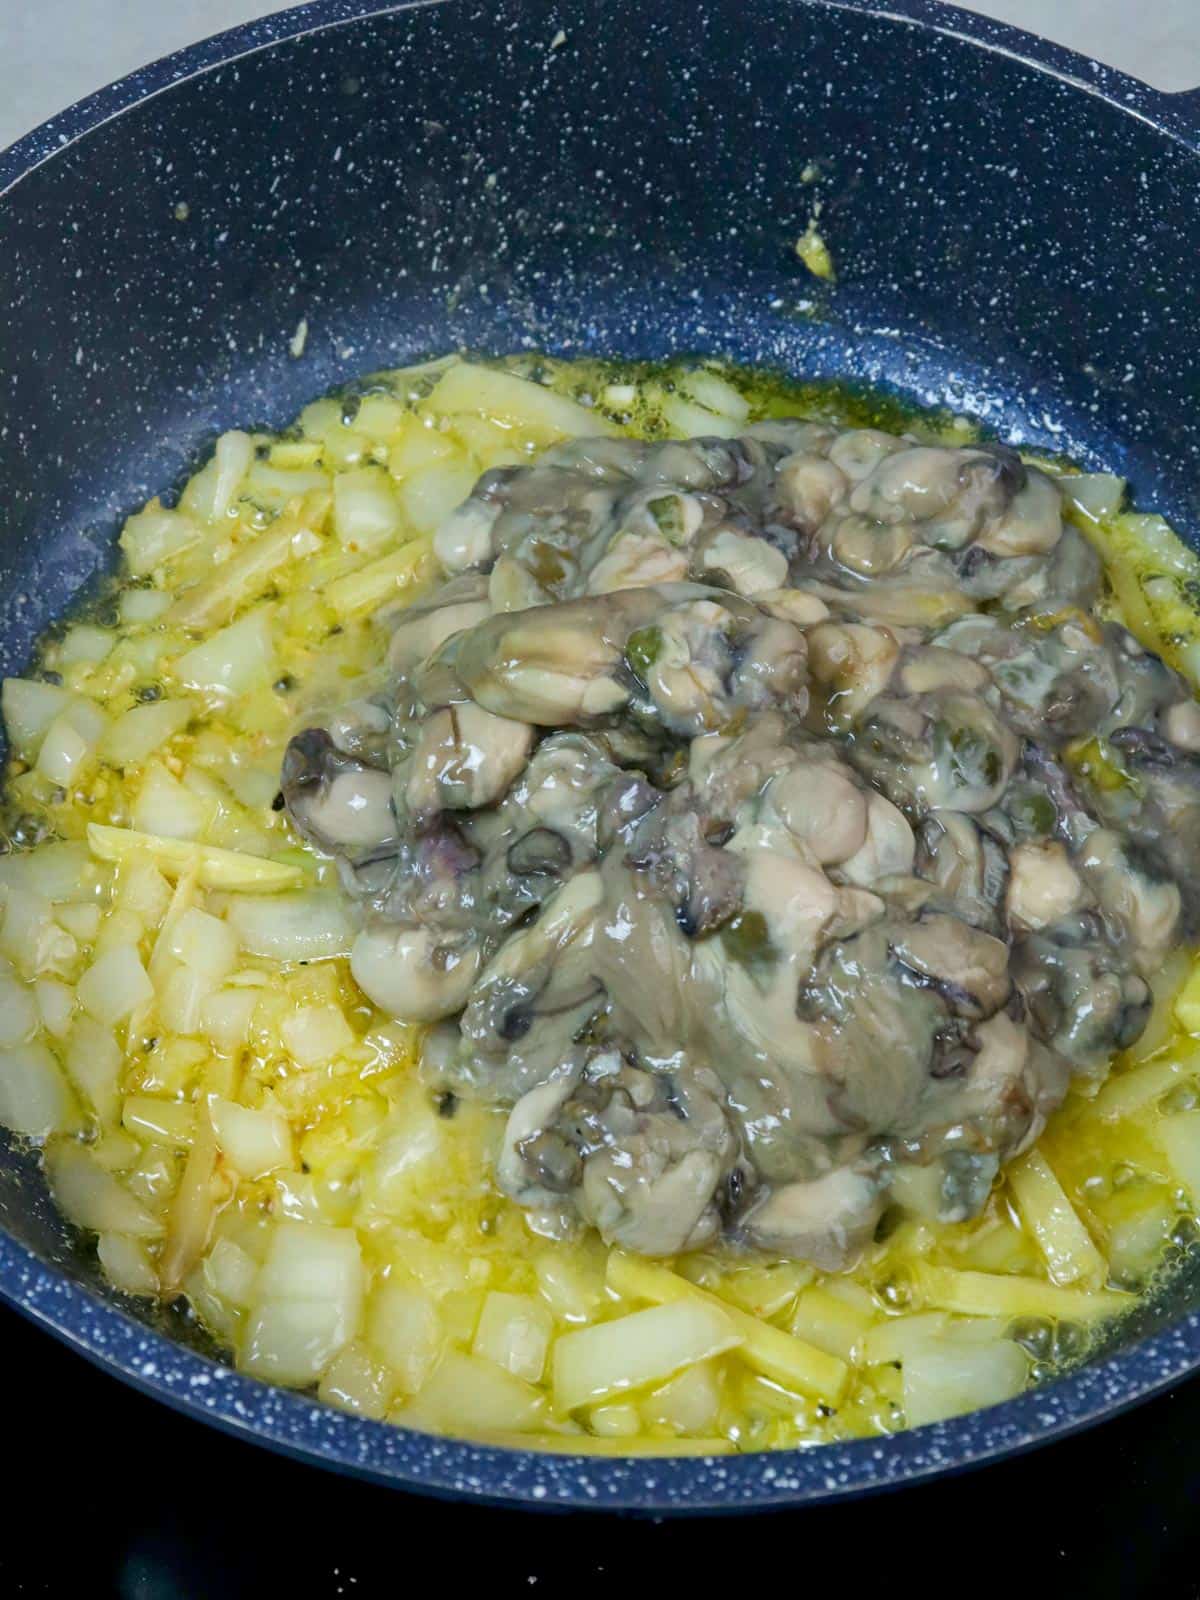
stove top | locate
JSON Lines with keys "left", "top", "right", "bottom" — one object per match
{"left": 3, "top": 1299, "right": 1194, "bottom": 1598}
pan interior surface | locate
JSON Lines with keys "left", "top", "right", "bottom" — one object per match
{"left": 0, "top": 0, "right": 1199, "bottom": 1506}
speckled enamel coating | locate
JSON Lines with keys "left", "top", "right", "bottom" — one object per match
{"left": 0, "top": 0, "right": 1199, "bottom": 1511}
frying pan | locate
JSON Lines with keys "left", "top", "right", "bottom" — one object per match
{"left": 0, "top": 0, "right": 1198, "bottom": 1513}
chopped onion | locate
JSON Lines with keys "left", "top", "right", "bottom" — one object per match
{"left": 56, "top": 902, "right": 101, "bottom": 942}
{"left": 280, "top": 1003, "right": 355, "bottom": 1068}
{"left": 210, "top": 1096, "right": 293, "bottom": 1178}
{"left": 903, "top": 1340, "right": 1028, "bottom": 1428}
{"left": 553, "top": 1299, "right": 742, "bottom": 1412}
{"left": 97, "top": 1231, "right": 159, "bottom": 1296}
{"left": 64, "top": 1015, "right": 123, "bottom": 1123}
{"left": 88, "top": 823, "right": 301, "bottom": 891}
{"left": 413, "top": 1349, "right": 546, "bottom": 1434}
{"left": 0, "top": 973, "right": 40, "bottom": 1048}
{"left": 182, "top": 429, "right": 253, "bottom": 522}
{"left": 472, "top": 1291, "right": 553, "bottom": 1384}
{"left": 1061, "top": 471, "right": 1126, "bottom": 524}
{"left": 1, "top": 678, "right": 72, "bottom": 759}
{"left": 333, "top": 465, "right": 402, "bottom": 552}
{"left": 422, "top": 361, "right": 619, "bottom": 439}
{"left": 132, "top": 762, "right": 211, "bottom": 840}
{"left": 0, "top": 889, "right": 77, "bottom": 979}
{"left": 156, "top": 961, "right": 215, "bottom": 1034}
{"left": 200, "top": 987, "right": 259, "bottom": 1054}
{"left": 365, "top": 1283, "right": 442, "bottom": 1394}
{"left": 240, "top": 1298, "right": 350, "bottom": 1386}
{"left": 677, "top": 367, "right": 750, "bottom": 422}
{"left": 119, "top": 501, "right": 202, "bottom": 576}
{"left": 100, "top": 699, "right": 193, "bottom": 767}
{"left": 36, "top": 700, "right": 109, "bottom": 786}
{"left": 257, "top": 1222, "right": 364, "bottom": 1329}
{"left": 0, "top": 1041, "right": 74, "bottom": 1137}
{"left": 122, "top": 1095, "right": 196, "bottom": 1148}
{"left": 77, "top": 944, "right": 154, "bottom": 1027}
{"left": 45, "top": 1142, "right": 161, "bottom": 1236}
{"left": 115, "top": 858, "right": 173, "bottom": 924}
{"left": 168, "top": 906, "right": 239, "bottom": 981}
{"left": 318, "top": 1340, "right": 395, "bottom": 1419}
{"left": 55, "top": 625, "right": 114, "bottom": 667}
{"left": 203, "top": 1236, "right": 260, "bottom": 1308}
{"left": 34, "top": 977, "right": 76, "bottom": 1039}
{"left": 173, "top": 607, "right": 277, "bottom": 697}
{"left": 397, "top": 460, "right": 479, "bottom": 537}
{"left": 119, "top": 589, "right": 172, "bottom": 625}
{"left": 225, "top": 892, "right": 353, "bottom": 961}
{"left": 0, "top": 840, "right": 98, "bottom": 903}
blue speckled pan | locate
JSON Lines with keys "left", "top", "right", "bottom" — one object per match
{"left": 0, "top": 0, "right": 1198, "bottom": 1513}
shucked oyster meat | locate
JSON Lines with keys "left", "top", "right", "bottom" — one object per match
{"left": 281, "top": 422, "right": 1200, "bottom": 1269}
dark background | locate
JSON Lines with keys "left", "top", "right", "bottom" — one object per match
{"left": 3, "top": 1300, "right": 1196, "bottom": 1599}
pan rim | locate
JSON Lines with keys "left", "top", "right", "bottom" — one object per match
{"left": 0, "top": 0, "right": 1198, "bottom": 1509}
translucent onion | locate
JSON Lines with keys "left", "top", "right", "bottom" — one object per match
{"left": 0, "top": 1041, "right": 75, "bottom": 1138}
{"left": 45, "top": 1142, "right": 161, "bottom": 1236}
{"left": 225, "top": 892, "right": 354, "bottom": 961}
{"left": 77, "top": 944, "right": 154, "bottom": 1026}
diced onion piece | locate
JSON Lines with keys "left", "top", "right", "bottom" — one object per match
{"left": 57, "top": 902, "right": 101, "bottom": 942}
{"left": 170, "top": 492, "right": 329, "bottom": 629}
{"left": 77, "top": 944, "right": 154, "bottom": 1026}
{"left": 903, "top": 1340, "right": 1029, "bottom": 1428}
{"left": 642, "top": 1360, "right": 722, "bottom": 1436}
{"left": 1060, "top": 472, "right": 1126, "bottom": 524}
{"left": 280, "top": 1003, "right": 355, "bottom": 1067}
{"left": 473, "top": 1291, "right": 554, "bottom": 1384}
{"left": 225, "top": 891, "right": 353, "bottom": 960}
{"left": 258, "top": 1223, "right": 363, "bottom": 1320}
{"left": 365, "top": 1282, "right": 443, "bottom": 1394}
{"left": 240, "top": 1298, "right": 349, "bottom": 1386}
{"left": 660, "top": 391, "right": 743, "bottom": 440}
{"left": 333, "top": 465, "right": 402, "bottom": 552}
{"left": 860, "top": 1312, "right": 953, "bottom": 1368}
{"left": 94, "top": 908, "right": 146, "bottom": 958}
{"left": 326, "top": 538, "right": 433, "bottom": 620}
{"left": 1158, "top": 1109, "right": 1200, "bottom": 1207}
{"left": 46, "top": 1142, "right": 160, "bottom": 1236}
{"left": 131, "top": 762, "right": 211, "bottom": 839}
{"left": 210, "top": 1096, "right": 294, "bottom": 1178}
{"left": 182, "top": 429, "right": 254, "bottom": 522}
{"left": 64, "top": 1016, "right": 122, "bottom": 1123}
{"left": 1094, "top": 1046, "right": 1200, "bottom": 1121}
{"left": 203, "top": 1236, "right": 260, "bottom": 1308}
{"left": 397, "top": 461, "right": 479, "bottom": 538}
{"left": 122, "top": 1095, "right": 196, "bottom": 1148}
{"left": 119, "top": 589, "right": 172, "bottom": 625}
{"left": 0, "top": 974, "right": 39, "bottom": 1047}
{"left": 1174, "top": 963, "right": 1200, "bottom": 1034}
{"left": 535, "top": 1251, "right": 607, "bottom": 1325}
{"left": 97, "top": 1231, "right": 159, "bottom": 1296}
{"left": 119, "top": 501, "right": 202, "bottom": 576}
{"left": 34, "top": 978, "right": 76, "bottom": 1039}
{"left": 87, "top": 824, "right": 302, "bottom": 891}
{"left": 159, "top": 1107, "right": 218, "bottom": 1291}
{"left": 89, "top": 1129, "right": 142, "bottom": 1172}
{"left": 1, "top": 678, "right": 73, "bottom": 759}
{"left": 0, "top": 840, "right": 98, "bottom": 903}
{"left": 0, "top": 889, "right": 76, "bottom": 978}
{"left": 787, "top": 1285, "right": 876, "bottom": 1361}
{"left": 423, "top": 362, "right": 619, "bottom": 439}
{"left": 554, "top": 1300, "right": 740, "bottom": 1413}
{"left": 115, "top": 858, "right": 172, "bottom": 924}
{"left": 200, "top": 987, "right": 259, "bottom": 1054}
{"left": 1007, "top": 1148, "right": 1106, "bottom": 1288}
{"left": 173, "top": 607, "right": 277, "bottom": 696}
{"left": 606, "top": 1250, "right": 847, "bottom": 1404}
{"left": 414, "top": 1350, "right": 547, "bottom": 1435}
{"left": 99, "top": 700, "right": 192, "bottom": 767}
{"left": 168, "top": 906, "right": 239, "bottom": 981}
{"left": 319, "top": 1340, "right": 395, "bottom": 1419}
{"left": 36, "top": 700, "right": 109, "bottom": 786}
{"left": 677, "top": 367, "right": 751, "bottom": 422}
{"left": 0, "top": 1041, "right": 75, "bottom": 1137}
{"left": 913, "top": 1263, "right": 1128, "bottom": 1321}
{"left": 56, "top": 624, "right": 114, "bottom": 666}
